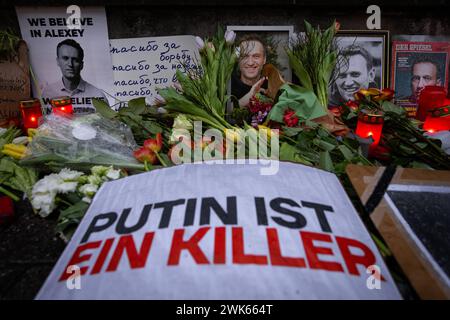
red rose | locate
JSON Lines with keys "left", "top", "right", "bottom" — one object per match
{"left": 283, "top": 109, "right": 299, "bottom": 127}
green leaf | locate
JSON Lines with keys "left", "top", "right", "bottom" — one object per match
{"left": 313, "top": 138, "right": 336, "bottom": 151}
{"left": 415, "top": 142, "right": 428, "bottom": 149}
{"left": 59, "top": 200, "right": 89, "bottom": 220}
{"left": 381, "top": 100, "right": 406, "bottom": 116}
{"left": 346, "top": 112, "right": 358, "bottom": 120}
{"left": 127, "top": 97, "right": 147, "bottom": 115}
{"left": 142, "top": 121, "right": 163, "bottom": 134}
{"left": 338, "top": 145, "right": 354, "bottom": 161}
{"left": 279, "top": 142, "right": 312, "bottom": 165}
{"left": 287, "top": 50, "right": 313, "bottom": 91}
{"left": 93, "top": 98, "right": 117, "bottom": 119}
{"left": 319, "top": 150, "right": 334, "bottom": 172}
{"left": 267, "top": 84, "right": 327, "bottom": 123}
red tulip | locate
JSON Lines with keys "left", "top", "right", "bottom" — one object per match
{"left": 144, "top": 133, "right": 163, "bottom": 152}
{"left": 133, "top": 147, "right": 157, "bottom": 164}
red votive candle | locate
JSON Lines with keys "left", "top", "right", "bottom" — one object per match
{"left": 417, "top": 86, "right": 447, "bottom": 122}
{"left": 423, "top": 105, "right": 450, "bottom": 133}
{"left": 51, "top": 96, "right": 73, "bottom": 116}
{"left": 20, "top": 99, "right": 43, "bottom": 130}
{"left": 356, "top": 110, "right": 384, "bottom": 154}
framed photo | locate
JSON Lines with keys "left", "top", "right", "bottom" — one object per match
{"left": 391, "top": 39, "right": 450, "bottom": 117}
{"left": 225, "top": 25, "right": 294, "bottom": 113}
{"left": 226, "top": 25, "right": 294, "bottom": 82}
{"left": 329, "top": 30, "right": 390, "bottom": 106}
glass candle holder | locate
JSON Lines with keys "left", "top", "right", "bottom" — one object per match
{"left": 51, "top": 96, "right": 73, "bottom": 116}
{"left": 20, "top": 99, "right": 43, "bottom": 130}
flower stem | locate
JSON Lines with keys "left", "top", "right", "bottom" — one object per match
{"left": 0, "top": 186, "right": 20, "bottom": 202}
{"left": 155, "top": 151, "right": 168, "bottom": 167}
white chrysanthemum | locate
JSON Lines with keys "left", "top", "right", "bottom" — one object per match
{"left": 31, "top": 191, "right": 57, "bottom": 217}
{"left": 106, "top": 168, "right": 121, "bottom": 180}
{"left": 79, "top": 183, "right": 98, "bottom": 197}
{"left": 58, "top": 168, "right": 84, "bottom": 181}
{"left": 57, "top": 181, "right": 79, "bottom": 194}
{"left": 32, "top": 174, "right": 61, "bottom": 194}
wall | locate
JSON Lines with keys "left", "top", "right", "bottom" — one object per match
{"left": 0, "top": 1, "right": 449, "bottom": 39}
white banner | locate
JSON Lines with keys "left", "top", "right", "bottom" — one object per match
{"left": 16, "top": 6, "right": 114, "bottom": 113}
{"left": 110, "top": 35, "right": 199, "bottom": 106}
{"left": 36, "top": 162, "right": 401, "bottom": 299}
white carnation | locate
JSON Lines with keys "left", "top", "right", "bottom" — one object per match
{"left": 31, "top": 191, "right": 57, "bottom": 217}
{"left": 106, "top": 168, "right": 121, "bottom": 180}
{"left": 32, "top": 174, "right": 61, "bottom": 194}
{"left": 57, "top": 181, "right": 78, "bottom": 194}
{"left": 79, "top": 183, "right": 98, "bottom": 197}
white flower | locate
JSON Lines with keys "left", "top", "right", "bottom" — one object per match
{"left": 82, "top": 196, "right": 92, "bottom": 204}
{"left": 195, "top": 36, "right": 205, "bottom": 50}
{"left": 154, "top": 94, "right": 166, "bottom": 106}
{"left": 157, "top": 107, "right": 167, "bottom": 114}
{"left": 173, "top": 114, "right": 193, "bottom": 130}
{"left": 91, "top": 166, "right": 109, "bottom": 177}
{"left": 79, "top": 183, "right": 98, "bottom": 197}
{"left": 88, "top": 175, "right": 103, "bottom": 186}
{"left": 32, "top": 174, "right": 61, "bottom": 194}
{"left": 31, "top": 191, "right": 57, "bottom": 217}
{"left": 55, "top": 168, "right": 83, "bottom": 181}
{"left": 106, "top": 167, "right": 121, "bottom": 180}
{"left": 57, "top": 181, "right": 78, "bottom": 194}
{"left": 224, "top": 30, "right": 236, "bottom": 45}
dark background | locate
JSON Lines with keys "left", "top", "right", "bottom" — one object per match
{"left": 1, "top": 1, "right": 450, "bottom": 39}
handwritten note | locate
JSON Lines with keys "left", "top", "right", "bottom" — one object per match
{"left": 0, "top": 41, "right": 30, "bottom": 124}
{"left": 110, "top": 35, "right": 199, "bottom": 105}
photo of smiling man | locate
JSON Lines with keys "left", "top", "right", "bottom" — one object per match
{"left": 329, "top": 45, "right": 378, "bottom": 105}
{"left": 231, "top": 35, "right": 268, "bottom": 108}
{"left": 42, "top": 39, "right": 108, "bottom": 114}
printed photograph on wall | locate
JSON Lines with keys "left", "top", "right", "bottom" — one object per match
{"left": 226, "top": 25, "right": 293, "bottom": 110}
{"left": 328, "top": 30, "right": 390, "bottom": 106}
{"left": 15, "top": 6, "right": 114, "bottom": 114}
{"left": 391, "top": 39, "right": 450, "bottom": 117}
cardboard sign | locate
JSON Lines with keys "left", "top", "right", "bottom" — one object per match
{"left": 16, "top": 6, "right": 115, "bottom": 114}
{"left": 110, "top": 35, "right": 199, "bottom": 106}
{"left": 37, "top": 162, "right": 401, "bottom": 299}
{"left": 346, "top": 164, "right": 450, "bottom": 299}
{"left": 0, "top": 41, "right": 30, "bottom": 126}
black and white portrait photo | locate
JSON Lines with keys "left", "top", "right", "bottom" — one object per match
{"left": 16, "top": 6, "right": 114, "bottom": 114}
{"left": 329, "top": 31, "right": 389, "bottom": 106}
